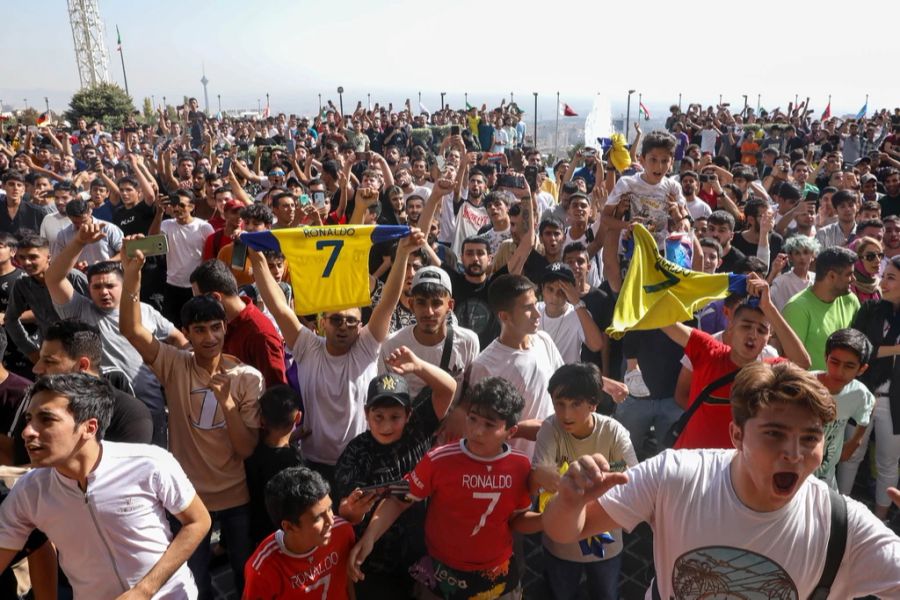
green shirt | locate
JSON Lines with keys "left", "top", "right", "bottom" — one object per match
{"left": 783, "top": 288, "right": 860, "bottom": 370}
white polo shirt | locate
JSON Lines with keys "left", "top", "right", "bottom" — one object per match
{"left": 0, "top": 441, "right": 198, "bottom": 599}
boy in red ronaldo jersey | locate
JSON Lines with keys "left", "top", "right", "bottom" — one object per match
{"left": 243, "top": 466, "right": 355, "bottom": 600}
{"left": 349, "top": 377, "right": 541, "bottom": 599}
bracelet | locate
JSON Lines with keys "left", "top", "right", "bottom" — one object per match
{"left": 573, "top": 300, "right": 587, "bottom": 311}
{"left": 128, "top": 292, "right": 140, "bottom": 302}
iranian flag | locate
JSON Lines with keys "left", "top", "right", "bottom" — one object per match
{"left": 639, "top": 102, "right": 651, "bottom": 120}
{"left": 560, "top": 102, "right": 578, "bottom": 117}
{"left": 821, "top": 101, "right": 831, "bottom": 120}
{"left": 116, "top": 25, "right": 123, "bottom": 53}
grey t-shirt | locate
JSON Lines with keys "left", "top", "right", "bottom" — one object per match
{"left": 55, "top": 294, "right": 173, "bottom": 413}
{"left": 54, "top": 219, "right": 124, "bottom": 264}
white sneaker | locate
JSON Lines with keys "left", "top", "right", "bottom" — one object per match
{"left": 624, "top": 369, "right": 651, "bottom": 398}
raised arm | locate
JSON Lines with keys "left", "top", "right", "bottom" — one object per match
{"left": 46, "top": 223, "right": 107, "bottom": 306}
{"left": 562, "top": 281, "right": 604, "bottom": 352}
{"left": 507, "top": 183, "right": 536, "bottom": 276}
{"left": 542, "top": 454, "right": 627, "bottom": 545}
{"left": 246, "top": 247, "right": 302, "bottom": 349}
{"left": 748, "top": 275, "right": 811, "bottom": 369}
{"left": 661, "top": 322, "right": 692, "bottom": 348}
{"left": 367, "top": 229, "right": 426, "bottom": 343}
{"left": 385, "top": 345, "right": 457, "bottom": 418}
{"left": 119, "top": 248, "right": 163, "bottom": 365}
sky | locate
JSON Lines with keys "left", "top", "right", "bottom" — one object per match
{"left": 2, "top": 0, "right": 894, "bottom": 120}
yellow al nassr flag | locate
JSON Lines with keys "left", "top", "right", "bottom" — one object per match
{"left": 606, "top": 224, "right": 747, "bottom": 340}
{"left": 242, "top": 225, "right": 410, "bottom": 315}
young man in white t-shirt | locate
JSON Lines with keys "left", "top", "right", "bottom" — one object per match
{"left": 246, "top": 228, "right": 427, "bottom": 483}
{"left": 468, "top": 273, "right": 566, "bottom": 454}
{"left": 380, "top": 265, "right": 479, "bottom": 402}
{"left": 0, "top": 373, "right": 210, "bottom": 599}
{"left": 157, "top": 189, "right": 214, "bottom": 327}
{"left": 544, "top": 361, "right": 900, "bottom": 599}
{"left": 536, "top": 262, "right": 604, "bottom": 364}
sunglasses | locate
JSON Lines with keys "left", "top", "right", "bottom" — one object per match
{"left": 327, "top": 315, "right": 360, "bottom": 327}
{"left": 862, "top": 252, "right": 884, "bottom": 261}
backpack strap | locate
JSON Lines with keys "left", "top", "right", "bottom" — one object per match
{"left": 807, "top": 488, "right": 848, "bottom": 600}
{"left": 440, "top": 325, "right": 455, "bottom": 372}
{"left": 664, "top": 369, "right": 739, "bottom": 448}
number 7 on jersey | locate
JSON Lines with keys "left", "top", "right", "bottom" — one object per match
{"left": 315, "top": 239, "right": 344, "bottom": 277}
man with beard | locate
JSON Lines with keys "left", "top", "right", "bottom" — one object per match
{"left": 884, "top": 215, "right": 900, "bottom": 261}
{"left": 380, "top": 266, "right": 479, "bottom": 403}
{"left": 681, "top": 171, "right": 712, "bottom": 220}
{"left": 879, "top": 168, "right": 900, "bottom": 218}
{"left": 784, "top": 247, "right": 860, "bottom": 371}
{"left": 450, "top": 172, "right": 490, "bottom": 255}
{"left": 446, "top": 237, "right": 499, "bottom": 349}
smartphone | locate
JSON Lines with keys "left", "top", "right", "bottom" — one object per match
{"left": 125, "top": 235, "right": 168, "bottom": 259}
{"left": 357, "top": 150, "right": 370, "bottom": 162}
{"left": 583, "top": 149, "right": 597, "bottom": 157}
{"left": 497, "top": 174, "right": 519, "bottom": 188}
{"left": 312, "top": 190, "right": 327, "bottom": 209}
{"left": 450, "top": 125, "right": 460, "bottom": 136}
{"left": 358, "top": 479, "right": 410, "bottom": 499}
{"left": 221, "top": 157, "right": 232, "bottom": 176}
{"left": 231, "top": 240, "right": 248, "bottom": 269}
{"left": 286, "top": 139, "right": 296, "bottom": 155}
{"left": 699, "top": 174, "right": 712, "bottom": 183}
{"left": 299, "top": 194, "right": 310, "bottom": 206}
{"left": 524, "top": 165, "right": 539, "bottom": 190}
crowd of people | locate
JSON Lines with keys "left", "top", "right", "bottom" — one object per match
{"left": 0, "top": 95, "right": 899, "bottom": 599}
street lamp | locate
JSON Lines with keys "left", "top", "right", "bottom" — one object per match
{"left": 337, "top": 86, "right": 344, "bottom": 117}
{"left": 257, "top": 99, "right": 261, "bottom": 114}
{"left": 217, "top": 94, "right": 221, "bottom": 113}
{"left": 318, "top": 94, "right": 322, "bottom": 113}
{"left": 625, "top": 90, "right": 636, "bottom": 143}
{"left": 440, "top": 92, "right": 446, "bottom": 110}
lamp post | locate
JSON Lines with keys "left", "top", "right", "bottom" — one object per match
{"left": 217, "top": 94, "right": 221, "bottom": 113}
{"left": 337, "top": 87, "right": 344, "bottom": 117}
{"left": 464, "top": 92, "right": 468, "bottom": 107}
{"left": 318, "top": 94, "right": 322, "bottom": 114}
{"left": 742, "top": 95, "right": 748, "bottom": 114}
{"left": 367, "top": 93, "right": 371, "bottom": 110}
{"left": 532, "top": 92, "right": 538, "bottom": 148}
{"left": 678, "top": 92, "right": 682, "bottom": 110}
{"left": 44, "top": 97, "right": 49, "bottom": 113}
{"left": 625, "top": 89, "right": 635, "bottom": 143}
{"left": 440, "top": 92, "right": 446, "bottom": 110}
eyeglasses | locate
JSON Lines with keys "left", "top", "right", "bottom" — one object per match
{"left": 862, "top": 252, "right": 885, "bottom": 261}
{"left": 327, "top": 315, "right": 360, "bottom": 327}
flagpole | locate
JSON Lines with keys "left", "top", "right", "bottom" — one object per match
{"left": 533, "top": 93, "right": 538, "bottom": 150}
{"left": 554, "top": 91, "right": 560, "bottom": 157}
{"left": 116, "top": 25, "right": 130, "bottom": 96}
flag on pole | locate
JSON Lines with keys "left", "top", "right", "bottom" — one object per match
{"left": 241, "top": 225, "right": 410, "bottom": 314}
{"left": 856, "top": 102, "right": 867, "bottom": 120}
{"left": 821, "top": 101, "right": 831, "bottom": 120}
{"left": 606, "top": 224, "right": 747, "bottom": 339}
{"left": 419, "top": 101, "right": 430, "bottom": 114}
{"left": 639, "top": 102, "right": 651, "bottom": 120}
{"left": 559, "top": 102, "right": 578, "bottom": 117}
{"left": 116, "top": 25, "right": 122, "bottom": 53}
{"left": 36, "top": 112, "right": 50, "bottom": 126}
{"left": 263, "top": 100, "right": 270, "bottom": 120}
{"left": 465, "top": 102, "right": 473, "bottom": 110}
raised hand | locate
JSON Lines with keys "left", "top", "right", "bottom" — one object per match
{"left": 75, "top": 222, "right": 107, "bottom": 246}
{"left": 385, "top": 345, "right": 421, "bottom": 375}
{"left": 556, "top": 453, "right": 629, "bottom": 505}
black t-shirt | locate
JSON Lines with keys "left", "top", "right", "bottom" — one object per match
{"left": 879, "top": 194, "right": 900, "bottom": 218}
{"left": 580, "top": 285, "right": 615, "bottom": 364}
{"left": 718, "top": 246, "right": 747, "bottom": 273}
{"left": 0, "top": 269, "right": 31, "bottom": 377}
{"left": 244, "top": 443, "right": 304, "bottom": 545}
{"left": 445, "top": 268, "right": 500, "bottom": 349}
{"left": 622, "top": 329, "right": 684, "bottom": 399}
{"left": 333, "top": 394, "right": 438, "bottom": 576}
{"left": 731, "top": 231, "right": 783, "bottom": 270}
{"left": 491, "top": 249, "right": 550, "bottom": 291}
{"left": 113, "top": 202, "right": 156, "bottom": 236}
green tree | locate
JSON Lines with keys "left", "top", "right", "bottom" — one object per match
{"left": 142, "top": 97, "right": 156, "bottom": 124}
{"left": 18, "top": 108, "right": 40, "bottom": 126}
{"left": 65, "top": 83, "right": 135, "bottom": 130}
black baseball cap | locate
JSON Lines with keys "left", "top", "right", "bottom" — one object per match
{"left": 366, "top": 374, "right": 411, "bottom": 408}
{"left": 542, "top": 262, "right": 576, "bottom": 286}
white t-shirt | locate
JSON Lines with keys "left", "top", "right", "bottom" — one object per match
{"left": 537, "top": 302, "right": 585, "bottom": 364}
{"left": 814, "top": 375, "right": 875, "bottom": 486}
{"left": 564, "top": 221, "right": 603, "bottom": 288}
{"left": 0, "top": 441, "right": 198, "bottom": 599}
{"left": 380, "top": 324, "right": 480, "bottom": 402}
{"left": 451, "top": 199, "right": 490, "bottom": 256}
{"left": 684, "top": 196, "right": 712, "bottom": 220}
{"left": 40, "top": 212, "right": 70, "bottom": 254}
{"left": 601, "top": 449, "right": 900, "bottom": 599}
{"left": 291, "top": 325, "right": 381, "bottom": 465}
{"left": 160, "top": 218, "right": 215, "bottom": 288}
{"left": 607, "top": 174, "right": 685, "bottom": 250}
{"left": 699, "top": 128, "right": 719, "bottom": 154}
{"left": 770, "top": 270, "right": 815, "bottom": 312}
{"left": 483, "top": 225, "right": 511, "bottom": 255}
{"left": 468, "top": 331, "right": 564, "bottom": 454}
{"left": 681, "top": 330, "right": 778, "bottom": 371}
{"left": 438, "top": 194, "right": 458, "bottom": 245}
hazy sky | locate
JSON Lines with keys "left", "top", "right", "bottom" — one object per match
{"left": 3, "top": 0, "right": 893, "bottom": 119}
